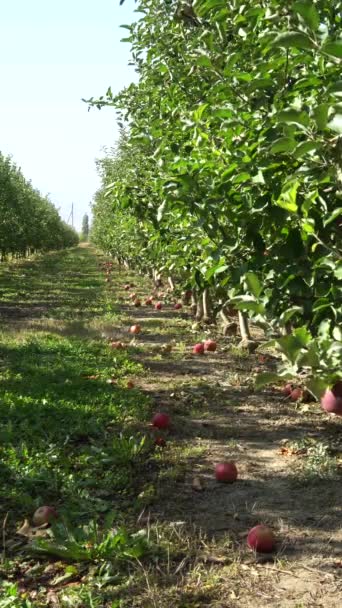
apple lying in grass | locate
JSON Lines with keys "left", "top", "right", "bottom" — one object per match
{"left": 145, "top": 297, "right": 153, "bottom": 305}
{"left": 290, "top": 387, "right": 302, "bottom": 402}
{"left": 174, "top": 303, "right": 182, "bottom": 310}
{"left": 247, "top": 525, "right": 276, "bottom": 553}
{"left": 215, "top": 462, "right": 238, "bottom": 483}
{"left": 154, "top": 436, "right": 166, "bottom": 447}
{"left": 155, "top": 302, "right": 163, "bottom": 310}
{"left": 134, "top": 299, "right": 142, "bottom": 307}
{"left": 110, "top": 341, "right": 124, "bottom": 350}
{"left": 193, "top": 343, "right": 205, "bottom": 355}
{"left": 152, "top": 412, "right": 170, "bottom": 429}
{"left": 129, "top": 293, "right": 137, "bottom": 300}
{"left": 126, "top": 380, "right": 135, "bottom": 389}
{"left": 321, "top": 381, "right": 342, "bottom": 415}
{"left": 33, "top": 506, "right": 58, "bottom": 526}
{"left": 204, "top": 339, "right": 217, "bottom": 352}
{"left": 130, "top": 324, "right": 141, "bottom": 334}
{"left": 124, "top": 284, "right": 130, "bottom": 290}
{"left": 282, "top": 384, "right": 293, "bottom": 396}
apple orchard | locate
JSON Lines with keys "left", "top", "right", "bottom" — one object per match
{"left": 90, "top": 0, "right": 341, "bottom": 406}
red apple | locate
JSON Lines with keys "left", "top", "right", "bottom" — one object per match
{"left": 126, "top": 380, "right": 135, "bottom": 389}
{"left": 247, "top": 525, "right": 276, "bottom": 553}
{"left": 155, "top": 302, "right": 163, "bottom": 310}
{"left": 155, "top": 437, "right": 166, "bottom": 447}
{"left": 204, "top": 339, "right": 217, "bottom": 352}
{"left": 321, "top": 381, "right": 342, "bottom": 415}
{"left": 174, "top": 303, "right": 182, "bottom": 310}
{"left": 145, "top": 297, "right": 153, "bottom": 305}
{"left": 193, "top": 343, "right": 205, "bottom": 355}
{"left": 33, "top": 506, "right": 58, "bottom": 526}
{"left": 129, "top": 293, "right": 137, "bottom": 300}
{"left": 282, "top": 384, "right": 293, "bottom": 396}
{"left": 152, "top": 413, "right": 170, "bottom": 429}
{"left": 290, "top": 388, "right": 302, "bottom": 402}
{"left": 215, "top": 462, "right": 238, "bottom": 483}
{"left": 124, "top": 284, "right": 130, "bottom": 290}
{"left": 110, "top": 341, "right": 124, "bottom": 350}
{"left": 133, "top": 299, "right": 141, "bottom": 307}
{"left": 130, "top": 324, "right": 141, "bottom": 334}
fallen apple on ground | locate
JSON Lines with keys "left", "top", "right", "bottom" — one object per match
{"left": 155, "top": 302, "right": 163, "bottom": 310}
{"left": 133, "top": 299, "right": 141, "bottom": 307}
{"left": 124, "top": 284, "right": 130, "bottom": 290}
{"left": 33, "top": 506, "right": 58, "bottom": 526}
{"left": 204, "top": 339, "right": 217, "bottom": 352}
{"left": 215, "top": 462, "right": 238, "bottom": 483}
{"left": 282, "top": 384, "right": 293, "bottom": 396}
{"left": 290, "top": 387, "right": 302, "bottom": 401}
{"left": 152, "top": 412, "right": 170, "bottom": 429}
{"left": 129, "top": 324, "right": 141, "bottom": 334}
{"left": 154, "top": 437, "right": 166, "bottom": 447}
{"left": 193, "top": 343, "right": 205, "bottom": 355}
{"left": 126, "top": 380, "right": 135, "bottom": 389}
{"left": 110, "top": 341, "right": 124, "bottom": 349}
{"left": 321, "top": 381, "right": 342, "bottom": 415}
{"left": 174, "top": 303, "right": 182, "bottom": 310}
{"left": 247, "top": 525, "right": 276, "bottom": 553}
{"left": 145, "top": 297, "right": 153, "bottom": 305}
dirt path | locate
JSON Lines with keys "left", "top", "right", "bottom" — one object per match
{"left": 114, "top": 274, "right": 342, "bottom": 607}
{"left": 0, "top": 248, "right": 341, "bottom": 608}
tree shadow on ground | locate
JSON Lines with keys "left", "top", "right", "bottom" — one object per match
{"left": 139, "top": 378, "right": 342, "bottom": 562}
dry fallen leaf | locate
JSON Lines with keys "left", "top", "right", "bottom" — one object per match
{"left": 192, "top": 476, "right": 205, "bottom": 492}
{"left": 17, "top": 519, "right": 32, "bottom": 537}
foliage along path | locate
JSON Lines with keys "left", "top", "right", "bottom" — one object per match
{"left": 0, "top": 245, "right": 341, "bottom": 608}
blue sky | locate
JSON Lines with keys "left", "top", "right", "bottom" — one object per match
{"left": 0, "top": 0, "right": 137, "bottom": 231}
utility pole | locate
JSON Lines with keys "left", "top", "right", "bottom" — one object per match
{"left": 67, "top": 203, "right": 74, "bottom": 228}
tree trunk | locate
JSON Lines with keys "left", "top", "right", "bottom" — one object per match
{"left": 167, "top": 276, "right": 175, "bottom": 291}
{"left": 202, "top": 288, "right": 214, "bottom": 324}
{"left": 238, "top": 311, "right": 251, "bottom": 340}
{"left": 195, "top": 293, "right": 204, "bottom": 321}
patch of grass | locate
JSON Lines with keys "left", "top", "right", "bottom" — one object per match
{"left": 284, "top": 437, "right": 340, "bottom": 483}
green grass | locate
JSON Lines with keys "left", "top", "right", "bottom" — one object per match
{"left": 0, "top": 247, "right": 159, "bottom": 606}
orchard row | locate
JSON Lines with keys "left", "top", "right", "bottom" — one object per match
{"left": 90, "top": 1, "right": 341, "bottom": 398}
{"left": 0, "top": 152, "right": 78, "bottom": 259}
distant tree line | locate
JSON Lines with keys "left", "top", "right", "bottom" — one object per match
{"left": 0, "top": 152, "right": 78, "bottom": 260}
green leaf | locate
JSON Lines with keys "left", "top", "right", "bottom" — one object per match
{"left": 323, "top": 207, "right": 342, "bottom": 227}
{"left": 306, "top": 377, "right": 327, "bottom": 401}
{"left": 275, "top": 180, "right": 299, "bottom": 213}
{"left": 321, "top": 39, "right": 342, "bottom": 58}
{"left": 279, "top": 306, "right": 303, "bottom": 325}
{"left": 228, "top": 296, "right": 265, "bottom": 314}
{"left": 293, "top": 1, "right": 319, "bottom": 31}
{"left": 334, "top": 265, "right": 342, "bottom": 280}
{"left": 277, "top": 109, "right": 309, "bottom": 126}
{"left": 245, "top": 272, "right": 263, "bottom": 297}
{"left": 272, "top": 31, "right": 315, "bottom": 50}
{"left": 328, "top": 80, "right": 342, "bottom": 96}
{"left": 157, "top": 201, "right": 167, "bottom": 222}
{"left": 328, "top": 114, "right": 342, "bottom": 134}
{"left": 271, "top": 137, "right": 297, "bottom": 154}
{"left": 193, "top": 103, "right": 208, "bottom": 122}
{"left": 293, "top": 141, "right": 319, "bottom": 158}
{"left": 255, "top": 372, "right": 285, "bottom": 388}
{"left": 313, "top": 104, "right": 329, "bottom": 130}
